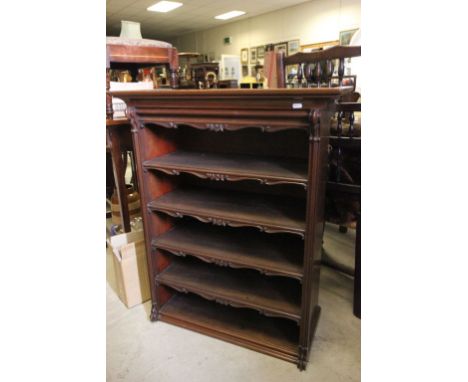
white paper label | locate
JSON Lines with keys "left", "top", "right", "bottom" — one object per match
{"left": 292, "top": 103, "right": 303, "bottom": 109}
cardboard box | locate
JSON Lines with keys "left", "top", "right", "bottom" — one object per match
{"left": 108, "top": 230, "right": 150, "bottom": 308}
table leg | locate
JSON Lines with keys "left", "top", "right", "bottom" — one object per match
{"left": 107, "top": 126, "right": 131, "bottom": 232}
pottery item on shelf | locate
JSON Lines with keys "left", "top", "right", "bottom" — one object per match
{"left": 111, "top": 184, "right": 141, "bottom": 225}
{"left": 137, "top": 67, "right": 158, "bottom": 88}
{"left": 117, "top": 70, "right": 133, "bottom": 82}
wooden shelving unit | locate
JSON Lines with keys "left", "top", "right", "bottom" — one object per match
{"left": 113, "top": 88, "right": 347, "bottom": 370}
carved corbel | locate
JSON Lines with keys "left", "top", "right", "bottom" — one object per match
{"left": 127, "top": 106, "right": 143, "bottom": 133}
{"left": 308, "top": 110, "right": 321, "bottom": 142}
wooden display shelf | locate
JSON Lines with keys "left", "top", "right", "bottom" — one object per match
{"left": 159, "top": 293, "right": 299, "bottom": 362}
{"left": 152, "top": 223, "right": 304, "bottom": 280}
{"left": 116, "top": 88, "right": 344, "bottom": 369}
{"left": 156, "top": 257, "right": 302, "bottom": 322}
{"left": 148, "top": 188, "right": 306, "bottom": 237}
{"left": 143, "top": 150, "right": 308, "bottom": 188}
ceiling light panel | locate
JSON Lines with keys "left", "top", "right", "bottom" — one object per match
{"left": 214, "top": 10, "right": 246, "bottom": 20}
{"left": 147, "top": 1, "right": 183, "bottom": 13}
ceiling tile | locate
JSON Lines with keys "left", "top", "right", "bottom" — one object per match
{"left": 107, "top": 0, "right": 310, "bottom": 39}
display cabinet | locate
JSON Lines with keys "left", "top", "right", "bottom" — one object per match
{"left": 113, "top": 88, "right": 348, "bottom": 369}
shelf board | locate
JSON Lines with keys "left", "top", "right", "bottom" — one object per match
{"left": 156, "top": 257, "right": 302, "bottom": 322}
{"left": 159, "top": 293, "right": 299, "bottom": 363}
{"left": 148, "top": 188, "right": 306, "bottom": 237}
{"left": 144, "top": 150, "right": 308, "bottom": 188}
{"left": 153, "top": 223, "right": 304, "bottom": 280}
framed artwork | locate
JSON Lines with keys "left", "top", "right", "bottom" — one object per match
{"left": 301, "top": 40, "right": 339, "bottom": 52}
{"left": 287, "top": 40, "right": 300, "bottom": 56}
{"left": 250, "top": 48, "right": 257, "bottom": 64}
{"left": 250, "top": 65, "right": 257, "bottom": 78}
{"left": 240, "top": 48, "right": 248, "bottom": 64}
{"left": 207, "top": 52, "right": 215, "bottom": 62}
{"left": 256, "top": 45, "right": 265, "bottom": 59}
{"left": 274, "top": 43, "right": 287, "bottom": 56}
{"left": 339, "top": 29, "right": 358, "bottom": 46}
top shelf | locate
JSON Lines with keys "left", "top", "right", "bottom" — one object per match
{"left": 111, "top": 87, "right": 353, "bottom": 99}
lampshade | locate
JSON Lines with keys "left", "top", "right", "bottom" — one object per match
{"left": 119, "top": 21, "right": 142, "bottom": 39}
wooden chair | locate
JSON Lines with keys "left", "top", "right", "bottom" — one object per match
{"left": 278, "top": 45, "right": 361, "bottom": 89}
{"left": 278, "top": 45, "right": 362, "bottom": 318}
{"left": 106, "top": 37, "right": 179, "bottom": 232}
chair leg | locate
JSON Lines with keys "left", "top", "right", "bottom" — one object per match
{"left": 353, "top": 213, "right": 361, "bottom": 318}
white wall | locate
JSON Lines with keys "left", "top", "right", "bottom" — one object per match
{"left": 170, "top": 0, "right": 360, "bottom": 59}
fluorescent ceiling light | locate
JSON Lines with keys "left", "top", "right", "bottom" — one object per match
{"left": 147, "top": 1, "right": 183, "bottom": 13}
{"left": 214, "top": 10, "right": 246, "bottom": 20}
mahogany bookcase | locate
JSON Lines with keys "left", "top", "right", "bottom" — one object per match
{"left": 113, "top": 88, "right": 348, "bottom": 369}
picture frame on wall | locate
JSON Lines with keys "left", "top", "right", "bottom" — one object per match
{"left": 339, "top": 29, "right": 358, "bottom": 46}
{"left": 250, "top": 65, "right": 257, "bottom": 78}
{"left": 256, "top": 45, "right": 265, "bottom": 59}
{"left": 240, "top": 48, "right": 248, "bottom": 64}
{"left": 287, "top": 40, "right": 300, "bottom": 56}
{"left": 250, "top": 48, "right": 257, "bottom": 64}
{"left": 274, "top": 43, "right": 287, "bottom": 56}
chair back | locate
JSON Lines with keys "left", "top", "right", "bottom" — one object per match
{"left": 278, "top": 45, "right": 361, "bottom": 88}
